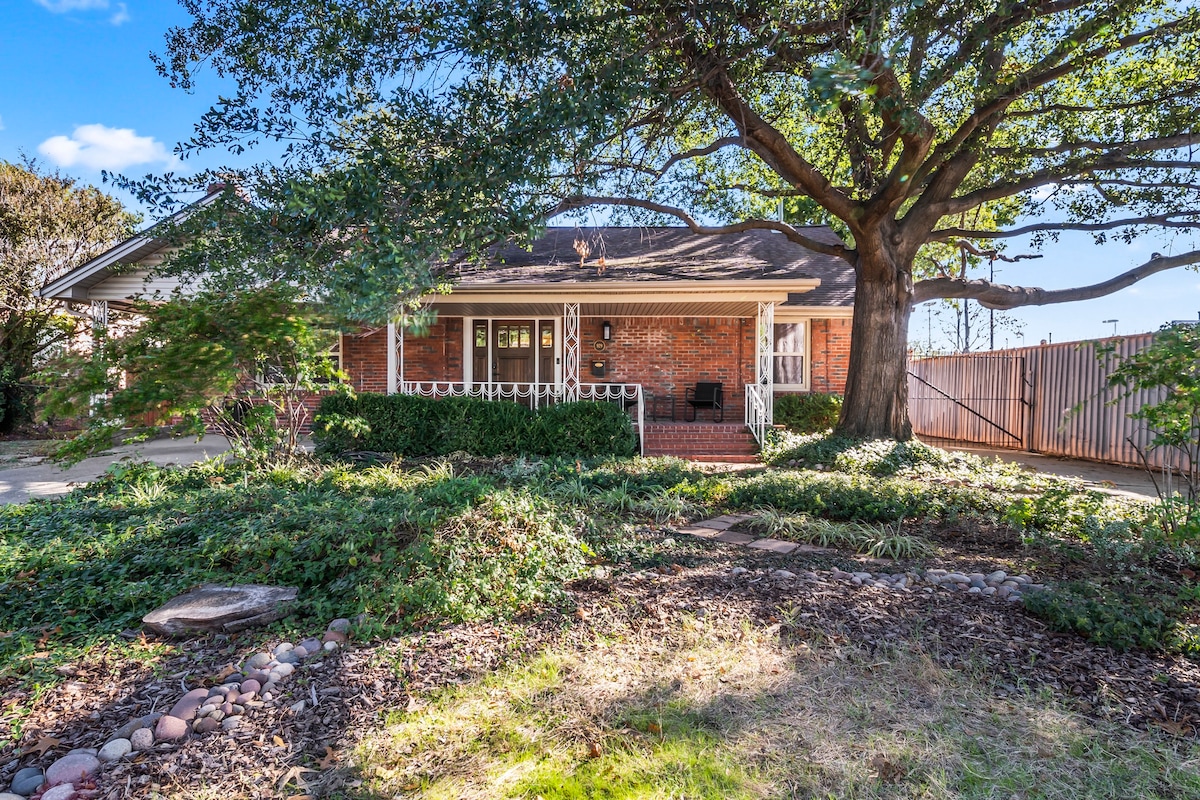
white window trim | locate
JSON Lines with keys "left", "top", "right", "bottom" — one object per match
{"left": 771, "top": 316, "right": 810, "bottom": 392}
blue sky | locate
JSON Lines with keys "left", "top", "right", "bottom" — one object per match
{"left": 3, "top": 0, "right": 1199, "bottom": 347}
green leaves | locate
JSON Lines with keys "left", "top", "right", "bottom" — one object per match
{"left": 38, "top": 285, "right": 344, "bottom": 463}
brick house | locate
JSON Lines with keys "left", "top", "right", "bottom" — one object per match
{"left": 41, "top": 205, "right": 854, "bottom": 459}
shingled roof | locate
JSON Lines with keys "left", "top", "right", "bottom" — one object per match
{"left": 453, "top": 226, "right": 855, "bottom": 307}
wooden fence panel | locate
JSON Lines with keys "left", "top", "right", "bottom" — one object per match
{"left": 909, "top": 335, "right": 1177, "bottom": 470}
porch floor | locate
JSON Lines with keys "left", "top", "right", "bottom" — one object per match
{"left": 641, "top": 422, "right": 760, "bottom": 463}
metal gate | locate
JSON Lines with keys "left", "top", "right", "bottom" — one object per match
{"left": 908, "top": 354, "right": 1029, "bottom": 448}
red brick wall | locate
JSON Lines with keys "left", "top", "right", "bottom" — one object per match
{"left": 337, "top": 315, "right": 853, "bottom": 413}
{"left": 584, "top": 316, "right": 754, "bottom": 420}
{"left": 403, "top": 318, "right": 464, "bottom": 382}
{"left": 341, "top": 327, "right": 390, "bottom": 393}
{"left": 808, "top": 317, "right": 851, "bottom": 394}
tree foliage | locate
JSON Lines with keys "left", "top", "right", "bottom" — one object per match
{"left": 138, "top": 0, "right": 1200, "bottom": 437}
{"left": 0, "top": 159, "right": 138, "bottom": 432}
{"left": 39, "top": 285, "right": 343, "bottom": 463}
{"left": 1106, "top": 322, "right": 1200, "bottom": 540}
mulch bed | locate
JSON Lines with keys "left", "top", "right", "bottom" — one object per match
{"left": 2, "top": 531, "right": 1198, "bottom": 798}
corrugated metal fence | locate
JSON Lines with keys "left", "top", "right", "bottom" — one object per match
{"left": 908, "top": 334, "right": 1176, "bottom": 470}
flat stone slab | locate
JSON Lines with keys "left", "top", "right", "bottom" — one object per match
{"left": 793, "top": 543, "right": 838, "bottom": 554}
{"left": 675, "top": 525, "right": 721, "bottom": 538}
{"left": 745, "top": 538, "right": 800, "bottom": 554}
{"left": 143, "top": 584, "right": 298, "bottom": 636}
{"left": 713, "top": 530, "right": 757, "bottom": 545}
{"left": 694, "top": 519, "right": 735, "bottom": 530}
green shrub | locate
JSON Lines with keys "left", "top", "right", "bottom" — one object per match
{"left": 530, "top": 401, "right": 638, "bottom": 457}
{"left": 725, "top": 470, "right": 1007, "bottom": 522}
{"left": 773, "top": 393, "right": 842, "bottom": 433}
{"left": 1024, "top": 580, "right": 1200, "bottom": 654}
{"left": 313, "top": 393, "right": 636, "bottom": 458}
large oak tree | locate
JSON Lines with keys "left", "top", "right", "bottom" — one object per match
{"left": 149, "top": 0, "right": 1200, "bottom": 438}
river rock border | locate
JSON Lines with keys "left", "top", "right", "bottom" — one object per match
{"left": 1, "top": 619, "right": 351, "bottom": 800}
{"left": 668, "top": 515, "right": 1047, "bottom": 603}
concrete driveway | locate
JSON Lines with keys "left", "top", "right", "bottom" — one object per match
{"left": 927, "top": 441, "right": 1159, "bottom": 500}
{"left": 0, "top": 437, "right": 230, "bottom": 505}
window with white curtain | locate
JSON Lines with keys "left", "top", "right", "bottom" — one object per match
{"left": 772, "top": 321, "right": 808, "bottom": 389}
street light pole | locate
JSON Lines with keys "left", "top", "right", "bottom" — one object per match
{"left": 1102, "top": 319, "right": 1119, "bottom": 337}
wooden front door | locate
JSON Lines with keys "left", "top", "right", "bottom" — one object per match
{"left": 493, "top": 320, "right": 535, "bottom": 384}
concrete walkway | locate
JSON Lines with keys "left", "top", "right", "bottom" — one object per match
{"left": 926, "top": 441, "right": 1159, "bottom": 500}
{"left": 0, "top": 437, "right": 230, "bottom": 505}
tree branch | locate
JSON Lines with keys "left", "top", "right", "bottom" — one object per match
{"left": 931, "top": 211, "right": 1200, "bottom": 240}
{"left": 546, "top": 194, "right": 853, "bottom": 260}
{"left": 914, "top": 250, "right": 1200, "bottom": 308}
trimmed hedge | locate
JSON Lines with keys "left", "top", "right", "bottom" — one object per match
{"left": 314, "top": 392, "right": 638, "bottom": 458}
{"left": 774, "top": 392, "right": 842, "bottom": 433}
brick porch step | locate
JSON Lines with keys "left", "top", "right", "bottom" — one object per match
{"left": 642, "top": 422, "right": 760, "bottom": 461}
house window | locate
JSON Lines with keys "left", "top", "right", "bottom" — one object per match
{"left": 772, "top": 321, "right": 807, "bottom": 389}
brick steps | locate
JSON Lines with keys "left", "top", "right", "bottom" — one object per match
{"left": 642, "top": 423, "right": 760, "bottom": 462}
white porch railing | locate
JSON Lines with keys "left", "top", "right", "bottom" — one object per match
{"left": 400, "top": 381, "right": 645, "bottom": 455}
{"left": 745, "top": 383, "right": 771, "bottom": 447}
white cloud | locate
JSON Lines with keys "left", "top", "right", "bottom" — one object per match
{"left": 36, "top": 0, "right": 129, "bottom": 24}
{"left": 38, "top": 124, "right": 174, "bottom": 171}
{"left": 35, "top": 0, "right": 110, "bottom": 11}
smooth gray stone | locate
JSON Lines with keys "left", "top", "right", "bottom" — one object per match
{"left": 11, "top": 767, "right": 45, "bottom": 796}
{"left": 142, "top": 584, "right": 298, "bottom": 635}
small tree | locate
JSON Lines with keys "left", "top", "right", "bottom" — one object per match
{"left": 1106, "top": 322, "right": 1200, "bottom": 540}
{"left": 0, "top": 159, "right": 138, "bottom": 432}
{"left": 39, "top": 284, "right": 344, "bottom": 463}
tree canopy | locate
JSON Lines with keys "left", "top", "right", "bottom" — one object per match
{"left": 0, "top": 159, "right": 138, "bottom": 432}
{"left": 143, "top": 0, "right": 1200, "bottom": 438}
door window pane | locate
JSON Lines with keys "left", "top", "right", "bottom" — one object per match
{"left": 541, "top": 326, "right": 553, "bottom": 348}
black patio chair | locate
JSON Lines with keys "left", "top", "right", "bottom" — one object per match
{"left": 684, "top": 382, "right": 724, "bottom": 422}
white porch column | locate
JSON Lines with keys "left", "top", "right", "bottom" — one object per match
{"left": 89, "top": 300, "right": 110, "bottom": 411}
{"left": 90, "top": 299, "right": 109, "bottom": 338}
{"left": 563, "top": 302, "right": 580, "bottom": 401}
{"left": 386, "top": 321, "right": 398, "bottom": 394}
{"left": 757, "top": 301, "right": 774, "bottom": 424}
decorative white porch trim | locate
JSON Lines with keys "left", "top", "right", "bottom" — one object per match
{"left": 90, "top": 299, "right": 109, "bottom": 336}
{"left": 746, "top": 301, "right": 775, "bottom": 446}
{"left": 386, "top": 322, "right": 398, "bottom": 394}
{"left": 89, "top": 299, "right": 110, "bottom": 411}
{"left": 563, "top": 302, "right": 580, "bottom": 402}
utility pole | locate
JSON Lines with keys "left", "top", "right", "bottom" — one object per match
{"left": 989, "top": 257, "right": 996, "bottom": 351}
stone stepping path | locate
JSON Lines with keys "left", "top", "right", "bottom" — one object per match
{"left": 670, "top": 515, "right": 1046, "bottom": 602}
{"left": 673, "top": 514, "right": 837, "bottom": 556}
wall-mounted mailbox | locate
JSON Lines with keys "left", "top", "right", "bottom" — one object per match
{"left": 590, "top": 359, "right": 606, "bottom": 378}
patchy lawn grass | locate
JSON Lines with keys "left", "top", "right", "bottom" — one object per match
{"left": 353, "top": 613, "right": 1200, "bottom": 799}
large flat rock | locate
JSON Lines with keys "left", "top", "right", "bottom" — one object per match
{"left": 142, "top": 584, "right": 298, "bottom": 636}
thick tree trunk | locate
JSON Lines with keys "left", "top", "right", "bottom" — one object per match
{"left": 836, "top": 243, "right": 914, "bottom": 440}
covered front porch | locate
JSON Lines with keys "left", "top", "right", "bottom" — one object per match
{"left": 374, "top": 299, "right": 784, "bottom": 455}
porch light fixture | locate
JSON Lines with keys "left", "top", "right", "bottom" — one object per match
{"left": 601, "top": 320, "right": 612, "bottom": 340}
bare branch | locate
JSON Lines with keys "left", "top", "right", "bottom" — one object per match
{"left": 955, "top": 240, "right": 1044, "bottom": 263}
{"left": 546, "top": 194, "right": 853, "bottom": 260}
{"left": 931, "top": 211, "right": 1200, "bottom": 240}
{"left": 989, "top": 132, "right": 1200, "bottom": 157}
{"left": 915, "top": 250, "right": 1200, "bottom": 308}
